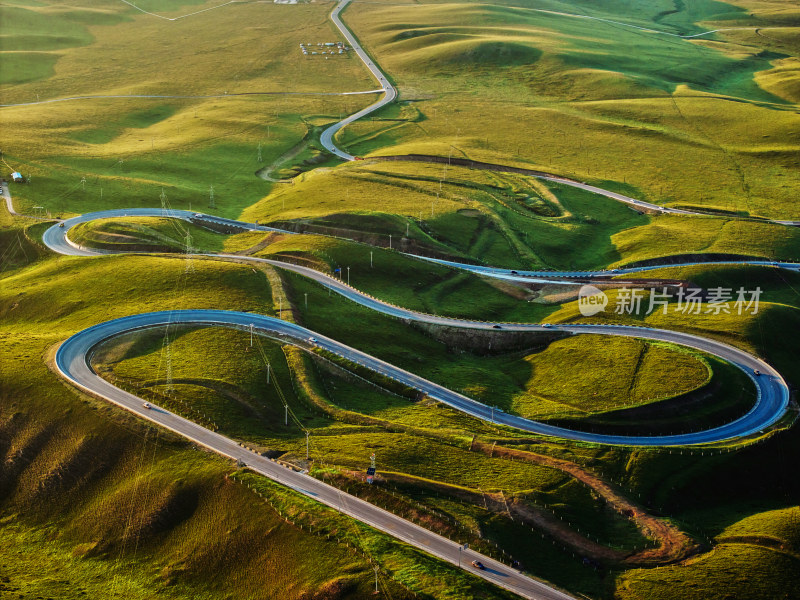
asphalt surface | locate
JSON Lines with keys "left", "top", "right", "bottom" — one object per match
{"left": 416, "top": 255, "right": 800, "bottom": 282}
{"left": 10, "top": 2, "right": 793, "bottom": 598}
{"left": 56, "top": 310, "right": 575, "bottom": 600}
{"left": 319, "top": 0, "right": 398, "bottom": 160}
{"left": 40, "top": 208, "right": 792, "bottom": 600}
{"left": 43, "top": 216, "right": 790, "bottom": 446}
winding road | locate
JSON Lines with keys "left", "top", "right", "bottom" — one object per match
{"left": 417, "top": 255, "right": 800, "bottom": 282}
{"left": 6, "top": 2, "right": 795, "bottom": 598}
{"left": 45, "top": 211, "right": 790, "bottom": 447}
{"left": 319, "top": 0, "right": 398, "bottom": 160}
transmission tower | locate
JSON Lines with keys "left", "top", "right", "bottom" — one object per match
{"left": 184, "top": 231, "right": 194, "bottom": 273}
{"left": 257, "top": 142, "right": 262, "bottom": 163}
{"left": 163, "top": 330, "right": 174, "bottom": 394}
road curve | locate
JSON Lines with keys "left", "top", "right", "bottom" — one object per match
{"left": 56, "top": 309, "right": 575, "bottom": 600}
{"left": 370, "top": 155, "right": 800, "bottom": 225}
{"left": 43, "top": 215, "right": 790, "bottom": 446}
{"left": 416, "top": 255, "right": 800, "bottom": 282}
{"left": 319, "top": 0, "right": 398, "bottom": 160}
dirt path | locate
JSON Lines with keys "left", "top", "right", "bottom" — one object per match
{"left": 471, "top": 440, "right": 700, "bottom": 565}
{"left": 256, "top": 138, "right": 308, "bottom": 183}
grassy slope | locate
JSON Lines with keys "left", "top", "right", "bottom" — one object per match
{"left": 2, "top": 0, "right": 800, "bottom": 597}
{"left": 340, "top": 0, "right": 800, "bottom": 219}
{"left": 0, "top": 250, "right": 522, "bottom": 600}
{"left": 0, "top": 254, "right": 409, "bottom": 600}
{"left": 0, "top": 0, "right": 377, "bottom": 218}
{"left": 69, "top": 216, "right": 230, "bottom": 252}
{"left": 95, "top": 323, "right": 651, "bottom": 596}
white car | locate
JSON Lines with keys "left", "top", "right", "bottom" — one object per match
{"left": 309, "top": 337, "right": 318, "bottom": 343}
{"left": 143, "top": 402, "right": 152, "bottom": 409}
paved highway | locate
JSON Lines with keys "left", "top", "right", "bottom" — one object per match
{"left": 56, "top": 309, "right": 575, "bottom": 600}
{"left": 10, "top": 2, "right": 793, "bottom": 598}
{"left": 416, "top": 255, "right": 800, "bottom": 282}
{"left": 319, "top": 0, "right": 398, "bottom": 160}
{"left": 43, "top": 216, "right": 790, "bottom": 446}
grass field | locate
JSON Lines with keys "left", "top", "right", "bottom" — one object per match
{"left": 337, "top": 0, "right": 800, "bottom": 218}
{"left": 0, "top": 0, "right": 378, "bottom": 219}
{"left": 3, "top": 0, "right": 800, "bottom": 597}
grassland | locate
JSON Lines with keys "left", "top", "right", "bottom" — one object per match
{"left": 0, "top": 250, "right": 527, "bottom": 600}
{"left": 3, "top": 0, "right": 800, "bottom": 597}
{"left": 68, "top": 216, "right": 230, "bottom": 252}
{"left": 0, "top": 0, "right": 378, "bottom": 219}
{"left": 337, "top": 0, "right": 800, "bottom": 219}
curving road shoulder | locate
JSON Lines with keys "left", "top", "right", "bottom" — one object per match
{"left": 319, "top": 0, "right": 398, "bottom": 160}
{"left": 56, "top": 309, "right": 575, "bottom": 600}
{"left": 43, "top": 215, "right": 791, "bottom": 447}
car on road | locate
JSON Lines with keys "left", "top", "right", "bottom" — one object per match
{"left": 309, "top": 337, "right": 318, "bottom": 343}
{"left": 510, "top": 270, "right": 518, "bottom": 274}
{"left": 754, "top": 369, "right": 761, "bottom": 376}
{"left": 542, "top": 323, "right": 553, "bottom": 328}
{"left": 471, "top": 560, "right": 485, "bottom": 570}
{"left": 193, "top": 213, "right": 202, "bottom": 218}
{"left": 143, "top": 402, "right": 152, "bottom": 409}
{"left": 492, "top": 325, "right": 502, "bottom": 329}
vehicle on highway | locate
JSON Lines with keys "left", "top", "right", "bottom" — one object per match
{"left": 471, "top": 560, "right": 485, "bottom": 570}
{"left": 309, "top": 337, "right": 318, "bottom": 343}
{"left": 493, "top": 325, "right": 502, "bottom": 329}
{"left": 754, "top": 369, "right": 761, "bottom": 376}
{"left": 542, "top": 323, "right": 553, "bottom": 328}
{"left": 510, "top": 270, "right": 518, "bottom": 274}
{"left": 194, "top": 213, "right": 202, "bottom": 218}
{"left": 143, "top": 402, "right": 152, "bottom": 409}
{"left": 58, "top": 222, "right": 64, "bottom": 228}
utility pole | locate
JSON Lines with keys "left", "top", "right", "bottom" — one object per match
{"left": 279, "top": 297, "right": 282, "bottom": 317}
{"left": 305, "top": 431, "right": 310, "bottom": 460}
{"left": 347, "top": 266, "right": 350, "bottom": 286}
{"left": 80, "top": 177, "right": 86, "bottom": 191}
{"left": 250, "top": 323, "right": 254, "bottom": 347}
{"left": 304, "top": 293, "right": 308, "bottom": 309}
{"left": 370, "top": 251, "right": 373, "bottom": 268}
{"left": 185, "top": 231, "right": 194, "bottom": 273}
{"left": 266, "top": 362, "right": 271, "bottom": 384}
{"left": 257, "top": 142, "right": 262, "bottom": 163}
{"left": 458, "top": 543, "right": 469, "bottom": 567}
{"left": 373, "top": 564, "right": 380, "bottom": 593}
{"left": 209, "top": 185, "right": 216, "bottom": 209}
{"left": 491, "top": 405, "right": 494, "bottom": 424}
{"left": 389, "top": 234, "right": 392, "bottom": 250}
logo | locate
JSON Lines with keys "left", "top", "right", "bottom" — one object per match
{"left": 578, "top": 285, "right": 608, "bottom": 316}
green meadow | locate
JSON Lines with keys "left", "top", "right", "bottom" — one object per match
{"left": 3, "top": 0, "right": 800, "bottom": 598}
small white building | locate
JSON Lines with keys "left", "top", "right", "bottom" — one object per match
{"left": 11, "top": 172, "right": 23, "bottom": 183}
